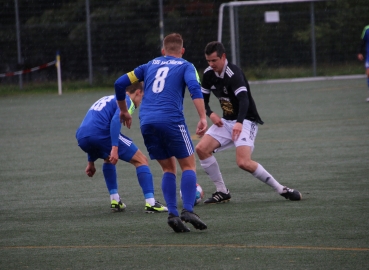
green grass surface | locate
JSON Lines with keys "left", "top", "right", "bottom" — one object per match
{"left": 0, "top": 78, "right": 368, "bottom": 269}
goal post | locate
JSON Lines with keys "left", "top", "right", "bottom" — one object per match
{"left": 217, "top": 0, "right": 331, "bottom": 77}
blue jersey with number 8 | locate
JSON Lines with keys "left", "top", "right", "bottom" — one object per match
{"left": 129, "top": 55, "right": 202, "bottom": 125}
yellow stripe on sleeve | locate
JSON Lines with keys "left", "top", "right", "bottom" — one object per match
{"left": 127, "top": 71, "right": 139, "bottom": 83}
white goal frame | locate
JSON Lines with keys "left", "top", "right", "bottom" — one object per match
{"left": 218, "top": 0, "right": 330, "bottom": 76}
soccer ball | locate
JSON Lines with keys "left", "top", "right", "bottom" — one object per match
{"left": 194, "top": 183, "right": 205, "bottom": 205}
{"left": 180, "top": 183, "right": 204, "bottom": 206}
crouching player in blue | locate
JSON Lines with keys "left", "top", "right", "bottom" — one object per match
{"left": 76, "top": 82, "right": 168, "bottom": 213}
{"left": 114, "top": 33, "right": 208, "bottom": 233}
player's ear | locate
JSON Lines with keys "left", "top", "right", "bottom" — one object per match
{"left": 181, "top": 48, "right": 185, "bottom": 55}
{"left": 161, "top": 48, "right": 165, "bottom": 56}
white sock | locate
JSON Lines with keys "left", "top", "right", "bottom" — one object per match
{"left": 146, "top": 198, "right": 155, "bottom": 206}
{"left": 252, "top": 163, "right": 284, "bottom": 194}
{"left": 200, "top": 156, "right": 228, "bottom": 193}
{"left": 110, "top": 193, "right": 120, "bottom": 201}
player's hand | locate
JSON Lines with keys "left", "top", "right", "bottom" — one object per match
{"left": 196, "top": 118, "right": 208, "bottom": 136}
{"left": 119, "top": 110, "right": 132, "bottom": 129}
{"left": 210, "top": 113, "right": 223, "bottom": 127}
{"left": 232, "top": 122, "right": 243, "bottom": 141}
{"left": 85, "top": 162, "right": 96, "bottom": 177}
{"left": 109, "top": 146, "right": 119, "bottom": 165}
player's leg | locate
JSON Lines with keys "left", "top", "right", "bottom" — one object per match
{"left": 195, "top": 124, "right": 231, "bottom": 203}
{"left": 235, "top": 145, "right": 283, "bottom": 192}
{"left": 157, "top": 157, "right": 178, "bottom": 214}
{"left": 176, "top": 155, "right": 207, "bottom": 231}
{"left": 99, "top": 141, "right": 125, "bottom": 212}
{"left": 235, "top": 120, "right": 283, "bottom": 192}
{"left": 102, "top": 158, "right": 126, "bottom": 212}
{"left": 141, "top": 122, "right": 179, "bottom": 215}
{"left": 236, "top": 146, "right": 301, "bottom": 200}
{"left": 118, "top": 134, "right": 167, "bottom": 213}
{"left": 130, "top": 150, "right": 168, "bottom": 213}
{"left": 78, "top": 136, "right": 126, "bottom": 212}
{"left": 156, "top": 157, "right": 191, "bottom": 232}
{"left": 235, "top": 120, "right": 301, "bottom": 201}
{"left": 177, "top": 154, "right": 197, "bottom": 213}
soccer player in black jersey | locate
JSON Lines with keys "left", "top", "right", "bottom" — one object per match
{"left": 195, "top": 41, "right": 302, "bottom": 203}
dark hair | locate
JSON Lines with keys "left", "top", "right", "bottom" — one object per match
{"left": 204, "top": 41, "right": 225, "bottom": 58}
{"left": 126, "top": 81, "right": 143, "bottom": 94}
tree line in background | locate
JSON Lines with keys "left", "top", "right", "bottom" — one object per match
{"left": 0, "top": 0, "right": 368, "bottom": 84}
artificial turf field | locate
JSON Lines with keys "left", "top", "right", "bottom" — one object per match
{"left": 0, "top": 78, "right": 368, "bottom": 269}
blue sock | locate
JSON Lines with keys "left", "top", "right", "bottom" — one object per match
{"left": 180, "top": 170, "right": 197, "bottom": 212}
{"left": 102, "top": 163, "right": 118, "bottom": 195}
{"left": 136, "top": 165, "right": 154, "bottom": 199}
{"left": 161, "top": 172, "right": 178, "bottom": 216}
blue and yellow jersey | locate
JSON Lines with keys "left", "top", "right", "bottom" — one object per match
{"left": 115, "top": 55, "right": 202, "bottom": 126}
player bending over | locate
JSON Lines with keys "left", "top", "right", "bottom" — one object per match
{"left": 76, "top": 82, "right": 167, "bottom": 213}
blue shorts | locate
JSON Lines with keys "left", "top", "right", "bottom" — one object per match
{"left": 141, "top": 122, "right": 194, "bottom": 160}
{"left": 77, "top": 133, "right": 138, "bottom": 162}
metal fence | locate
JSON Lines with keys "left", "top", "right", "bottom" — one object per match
{"left": 0, "top": 0, "right": 367, "bottom": 85}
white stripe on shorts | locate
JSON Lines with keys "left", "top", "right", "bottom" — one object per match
{"left": 119, "top": 134, "right": 132, "bottom": 146}
{"left": 179, "top": 124, "right": 193, "bottom": 155}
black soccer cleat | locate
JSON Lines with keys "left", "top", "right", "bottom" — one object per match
{"left": 167, "top": 214, "right": 190, "bottom": 233}
{"left": 180, "top": 209, "right": 207, "bottom": 230}
{"left": 280, "top": 186, "right": 302, "bottom": 201}
{"left": 203, "top": 189, "right": 231, "bottom": 204}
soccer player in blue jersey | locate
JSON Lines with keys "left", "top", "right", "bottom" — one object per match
{"left": 114, "top": 33, "right": 208, "bottom": 233}
{"left": 358, "top": 24, "right": 369, "bottom": 102}
{"left": 76, "top": 82, "right": 168, "bottom": 213}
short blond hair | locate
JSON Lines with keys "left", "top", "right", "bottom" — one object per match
{"left": 163, "top": 33, "right": 183, "bottom": 54}
{"left": 126, "top": 81, "right": 143, "bottom": 94}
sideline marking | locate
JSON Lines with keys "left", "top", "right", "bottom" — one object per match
{"left": 249, "top": 74, "right": 366, "bottom": 85}
{"left": 191, "top": 134, "right": 202, "bottom": 141}
{"left": 1, "top": 244, "right": 368, "bottom": 252}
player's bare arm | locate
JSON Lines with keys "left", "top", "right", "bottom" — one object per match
{"left": 209, "top": 112, "right": 223, "bottom": 127}
{"left": 192, "top": 98, "right": 208, "bottom": 135}
{"left": 232, "top": 122, "right": 243, "bottom": 141}
{"left": 109, "top": 146, "right": 119, "bottom": 165}
{"left": 116, "top": 100, "right": 132, "bottom": 129}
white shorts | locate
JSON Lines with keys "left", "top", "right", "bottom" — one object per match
{"left": 205, "top": 118, "right": 258, "bottom": 153}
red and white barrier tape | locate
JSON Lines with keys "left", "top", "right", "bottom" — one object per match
{"left": 0, "top": 60, "right": 56, "bottom": 78}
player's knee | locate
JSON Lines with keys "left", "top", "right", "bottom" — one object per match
{"left": 195, "top": 143, "right": 202, "bottom": 155}
{"left": 131, "top": 151, "right": 149, "bottom": 166}
{"left": 237, "top": 159, "right": 253, "bottom": 172}
{"left": 195, "top": 142, "right": 208, "bottom": 156}
{"left": 137, "top": 154, "right": 148, "bottom": 165}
